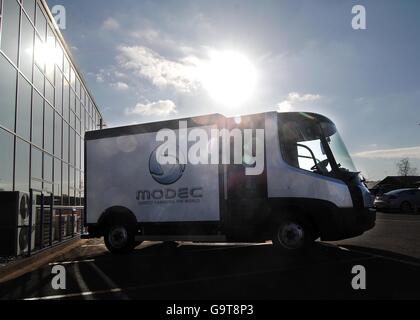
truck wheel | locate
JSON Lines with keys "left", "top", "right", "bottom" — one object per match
{"left": 272, "top": 216, "right": 314, "bottom": 253}
{"left": 104, "top": 224, "right": 136, "bottom": 254}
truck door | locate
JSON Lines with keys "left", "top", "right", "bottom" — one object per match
{"left": 224, "top": 114, "right": 267, "bottom": 238}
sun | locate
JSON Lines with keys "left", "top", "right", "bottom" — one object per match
{"left": 201, "top": 50, "right": 257, "bottom": 107}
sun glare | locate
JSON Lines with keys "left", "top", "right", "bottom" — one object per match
{"left": 201, "top": 50, "right": 257, "bottom": 107}
{"left": 33, "top": 36, "right": 62, "bottom": 67}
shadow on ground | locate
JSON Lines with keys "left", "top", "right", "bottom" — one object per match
{"left": 1, "top": 241, "right": 420, "bottom": 300}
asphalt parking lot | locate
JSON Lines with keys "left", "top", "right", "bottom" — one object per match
{"left": 1, "top": 212, "right": 420, "bottom": 300}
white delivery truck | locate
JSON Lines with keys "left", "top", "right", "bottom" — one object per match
{"left": 84, "top": 111, "right": 375, "bottom": 253}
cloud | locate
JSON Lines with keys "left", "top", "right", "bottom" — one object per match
{"left": 277, "top": 92, "right": 321, "bottom": 112}
{"left": 110, "top": 81, "right": 129, "bottom": 91}
{"left": 130, "top": 28, "right": 161, "bottom": 43}
{"left": 102, "top": 17, "right": 120, "bottom": 30}
{"left": 353, "top": 146, "right": 420, "bottom": 159}
{"left": 125, "top": 100, "right": 177, "bottom": 116}
{"left": 116, "top": 46, "right": 202, "bottom": 93}
{"left": 129, "top": 28, "right": 195, "bottom": 55}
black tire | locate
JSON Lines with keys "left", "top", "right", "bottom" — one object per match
{"left": 400, "top": 201, "right": 412, "bottom": 213}
{"left": 104, "top": 224, "right": 136, "bottom": 254}
{"left": 271, "top": 215, "right": 315, "bottom": 253}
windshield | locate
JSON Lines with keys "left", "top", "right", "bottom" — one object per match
{"left": 326, "top": 131, "right": 357, "bottom": 172}
{"left": 321, "top": 122, "right": 357, "bottom": 172}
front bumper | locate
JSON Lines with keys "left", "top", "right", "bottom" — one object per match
{"left": 320, "top": 207, "right": 376, "bottom": 241}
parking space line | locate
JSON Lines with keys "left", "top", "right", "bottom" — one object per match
{"left": 88, "top": 263, "right": 130, "bottom": 300}
{"left": 73, "top": 263, "right": 94, "bottom": 300}
{"left": 178, "top": 242, "right": 269, "bottom": 253}
{"left": 81, "top": 244, "right": 105, "bottom": 248}
{"left": 49, "top": 259, "right": 95, "bottom": 266}
{"left": 24, "top": 288, "right": 124, "bottom": 300}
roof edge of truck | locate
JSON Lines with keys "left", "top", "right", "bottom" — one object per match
{"left": 84, "top": 110, "right": 333, "bottom": 140}
{"left": 85, "top": 113, "right": 226, "bottom": 140}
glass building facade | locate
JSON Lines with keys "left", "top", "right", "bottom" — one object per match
{"left": 0, "top": 0, "right": 103, "bottom": 209}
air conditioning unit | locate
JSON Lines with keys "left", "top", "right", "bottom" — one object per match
{"left": 0, "top": 192, "right": 35, "bottom": 256}
{"left": 16, "top": 224, "right": 36, "bottom": 256}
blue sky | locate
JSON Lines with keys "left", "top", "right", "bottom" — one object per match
{"left": 46, "top": 0, "right": 420, "bottom": 180}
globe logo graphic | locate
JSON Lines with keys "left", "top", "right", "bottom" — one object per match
{"left": 149, "top": 146, "right": 186, "bottom": 185}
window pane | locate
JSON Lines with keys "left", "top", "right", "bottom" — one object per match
{"left": 20, "top": 14, "right": 35, "bottom": 79}
{"left": 81, "top": 110, "right": 85, "bottom": 134}
{"left": 63, "top": 56, "right": 69, "bottom": 80}
{"left": 46, "top": 27, "right": 56, "bottom": 82}
{"left": 55, "top": 41, "right": 63, "bottom": 70}
{"left": 23, "top": 0, "right": 36, "bottom": 22}
{"left": 17, "top": 76, "right": 32, "bottom": 140}
{"left": 70, "top": 89, "right": 75, "bottom": 112}
{"left": 0, "top": 54, "right": 17, "bottom": 131}
{"left": 54, "top": 158, "right": 61, "bottom": 200}
{"left": 31, "top": 146, "right": 42, "bottom": 189}
{"left": 76, "top": 135, "right": 80, "bottom": 169}
{"left": 70, "top": 67, "right": 75, "bottom": 88}
{"left": 81, "top": 88, "right": 86, "bottom": 106}
{"left": 32, "top": 91, "right": 43, "bottom": 147}
{"left": 34, "top": 35, "right": 45, "bottom": 71}
{"left": 69, "top": 166, "right": 75, "bottom": 204}
{"left": 69, "top": 111, "right": 74, "bottom": 129}
{"left": 69, "top": 128, "right": 75, "bottom": 165}
{"left": 44, "top": 103, "right": 54, "bottom": 153}
{"left": 35, "top": 4, "right": 46, "bottom": 41}
{"left": 0, "top": 128, "right": 14, "bottom": 191}
{"left": 62, "top": 122, "right": 68, "bottom": 162}
{"left": 75, "top": 169, "right": 80, "bottom": 191}
{"left": 33, "top": 64, "right": 44, "bottom": 94}
{"left": 62, "top": 162, "right": 68, "bottom": 204}
{"left": 44, "top": 153, "right": 53, "bottom": 182}
{"left": 75, "top": 116, "right": 80, "bottom": 135}
{"left": 55, "top": 67, "right": 62, "bottom": 112}
{"left": 15, "top": 138, "right": 30, "bottom": 192}
{"left": 1, "top": 0, "right": 20, "bottom": 64}
{"left": 76, "top": 98, "right": 80, "bottom": 119}
{"left": 44, "top": 154, "right": 53, "bottom": 192}
{"left": 45, "top": 79, "right": 54, "bottom": 104}
{"left": 54, "top": 112, "right": 62, "bottom": 157}
{"left": 63, "top": 79, "right": 69, "bottom": 121}
{"left": 75, "top": 77, "right": 80, "bottom": 98}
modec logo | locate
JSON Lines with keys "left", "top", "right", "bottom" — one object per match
{"left": 149, "top": 145, "right": 186, "bottom": 185}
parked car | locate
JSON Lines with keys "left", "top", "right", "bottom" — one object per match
{"left": 374, "top": 188, "right": 420, "bottom": 213}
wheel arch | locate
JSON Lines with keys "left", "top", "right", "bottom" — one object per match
{"left": 266, "top": 198, "right": 338, "bottom": 238}
{"left": 98, "top": 206, "right": 138, "bottom": 231}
